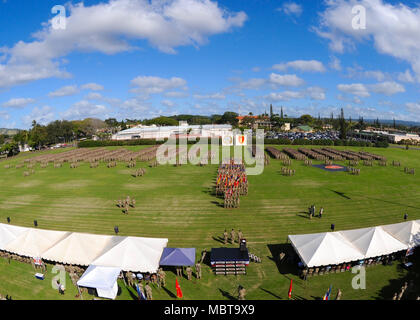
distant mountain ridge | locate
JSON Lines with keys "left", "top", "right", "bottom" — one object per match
{"left": 362, "top": 119, "right": 420, "bottom": 127}
{"left": 0, "top": 128, "right": 20, "bottom": 135}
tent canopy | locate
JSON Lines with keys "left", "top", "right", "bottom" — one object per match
{"left": 77, "top": 265, "right": 121, "bottom": 300}
{"left": 340, "top": 227, "right": 408, "bottom": 258}
{"left": 42, "top": 232, "right": 124, "bottom": 266}
{"left": 159, "top": 248, "right": 196, "bottom": 266}
{"left": 3, "top": 228, "right": 70, "bottom": 258}
{"left": 0, "top": 223, "right": 28, "bottom": 250}
{"left": 382, "top": 221, "right": 420, "bottom": 248}
{"left": 288, "top": 232, "right": 364, "bottom": 268}
{"left": 92, "top": 236, "right": 168, "bottom": 272}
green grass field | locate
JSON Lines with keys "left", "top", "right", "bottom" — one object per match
{"left": 0, "top": 145, "right": 419, "bottom": 300}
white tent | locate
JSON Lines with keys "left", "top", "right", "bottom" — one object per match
{"left": 0, "top": 223, "right": 28, "bottom": 250}
{"left": 3, "top": 228, "right": 70, "bottom": 258}
{"left": 382, "top": 221, "right": 420, "bottom": 248}
{"left": 92, "top": 236, "right": 168, "bottom": 272}
{"left": 42, "top": 233, "right": 125, "bottom": 266}
{"left": 340, "top": 227, "right": 408, "bottom": 259}
{"left": 288, "top": 232, "right": 364, "bottom": 267}
{"left": 77, "top": 265, "right": 121, "bottom": 300}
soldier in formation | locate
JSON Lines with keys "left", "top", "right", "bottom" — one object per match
{"left": 195, "top": 262, "right": 202, "bottom": 279}
{"left": 230, "top": 229, "right": 236, "bottom": 244}
{"left": 186, "top": 266, "right": 193, "bottom": 280}
{"left": 223, "top": 230, "right": 228, "bottom": 244}
{"left": 216, "top": 159, "right": 248, "bottom": 209}
{"left": 238, "top": 285, "right": 246, "bottom": 300}
{"left": 145, "top": 283, "right": 153, "bottom": 300}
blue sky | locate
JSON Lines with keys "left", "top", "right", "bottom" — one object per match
{"left": 0, "top": 0, "right": 419, "bottom": 129}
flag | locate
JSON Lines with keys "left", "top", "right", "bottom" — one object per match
{"left": 323, "top": 285, "right": 332, "bottom": 300}
{"left": 176, "top": 278, "right": 183, "bottom": 299}
{"left": 288, "top": 279, "right": 293, "bottom": 299}
{"left": 136, "top": 284, "right": 146, "bottom": 300}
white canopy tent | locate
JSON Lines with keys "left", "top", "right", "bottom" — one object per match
{"left": 77, "top": 265, "right": 121, "bottom": 300}
{"left": 382, "top": 220, "right": 420, "bottom": 248}
{"left": 339, "top": 227, "right": 408, "bottom": 259}
{"left": 288, "top": 232, "right": 364, "bottom": 268}
{"left": 42, "top": 232, "right": 124, "bottom": 266}
{"left": 92, "top": 236, "right": 168, "bottom": 272}
{"left": 3, "top": 228, "right": 70, "bottom": 258}
{"left": 0, "top": 223, "right": 28, "bottom": 250}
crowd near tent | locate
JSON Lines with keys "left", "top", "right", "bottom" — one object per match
{"left": 77, "top": 265, "right": 122, "bottom": 300}
{"left": 0, "top": 224, "right": 168, "bottom": 273}
{"left": 159, "top": 248, "right": 196, "bottom": 266}
{"left": 288, "top": 220, "right": 420, "bottom": 268}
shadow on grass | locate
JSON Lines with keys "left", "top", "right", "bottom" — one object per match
{"left": 162, "top": 286, "right": 177, "bottom": 299}
{"left": 260, "top": 287, "right": 282, "bottom": 300}
{"left": 267, "top": 244, "right": 299, "bottom": 276}
{"left": 219, "top": 288, "right": 237, "bottom": 300}
{"left": 330, "top": 190, "right": 351, "bottom": 200}
{"left": 212, "top": 236, "right": 226, "bottom": 245}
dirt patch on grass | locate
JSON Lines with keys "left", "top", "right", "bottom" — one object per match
{"left": 50, "top": 180, "right": 91, "bottom": 190}
{"left": 291, "top": 180, "right": 324, "bottom": 188}
{"left": 0, "top": 194, "right": 40, "bottom": 209}
{"left": 15, "top": 180, "right": 43, "bottom": 188}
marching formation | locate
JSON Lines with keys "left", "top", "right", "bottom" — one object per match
{"left": 215, "top": 159, "right": 248, "bottom": 209}
{"left": 116, "top": 195, "right": 136, "bottom": 214}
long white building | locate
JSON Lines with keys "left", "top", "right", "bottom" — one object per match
{"left": 111, "top": 124, "right": 232, "bottom": 141}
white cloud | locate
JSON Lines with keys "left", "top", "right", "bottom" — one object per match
{"left": 273, "top": 60, "right": 326, "bottom": 73}
{"left": 193, "top": 93, "right": 225, "bottom": 100}
{"left": 397, "top": 69, "right": 415, "bottom": 83}
{"left": 406, "top": 102, "right": 420, "bottom": 115}
{"left": 369, "top": 81, "right": 405, "bottom": 96}
{"left": 329, "top": 56, "right": 342, "bottom": 71}
{"left": 49, "top": 85, "right": 79, "bottom": 97}
{"left": 315, "top": 0, "right": 420, "bottom": 81}
{"left": 130, "top": 76, "right": 187, "bottom": 95}
{"left": 346, "top": 66, "right": 388, "bottom": 81}
{"left": 22, "top": 106, "right": 55, "bottom": 126}
{"left": 337, "top": 83, "right": 370, "bottom": 97}
{"left": 0, "top": 110, "right": 10, "bottom": 120}
{"left": 85, "top": 92, "right": 103, "bottom": 100}
{"left": 251, "top": 67, "right": 261, "bottom": 72}
{"left": 269, "top": 73, "right": 305, "bottom": 87}
{"left": 163, "top": 91, "right": 189, "bottom": 98}
{"left": 2, "top": 97, "right": 35, "bottom": 109}
{"left": 278, "top": 2, "right": 303, "bottom": 16}
{"left": 265, "top": 91, "right": 305, "bottom": 101}
{"left": 0, "top": 0, "right": 247, "bottom": 88}
{"left": 307, "top": 86, "right": 326, "bottom": 100}
{"left": 81, "top": 83, "right": 104, "bottom": 91}
{"left": 237, "top": 78, "right": 267, "bottom": 90}
{"left": 161, "top": 99, "right": 175, "bottom": 108}
{"left": 61, "top": 100, "right": 108, "bottom": 120}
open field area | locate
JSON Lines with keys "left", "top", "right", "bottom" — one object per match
{"left": 0, "top": 145, "right": 419, "bottom": 300}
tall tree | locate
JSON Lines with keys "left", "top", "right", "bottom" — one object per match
{"left": 339, "top": 108, "right": 348, "bottom": 140}
{"left": 280, "top": 107, "right": 284, "bottom": 119}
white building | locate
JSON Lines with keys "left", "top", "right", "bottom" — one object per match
{"left": 111, "top": 124, "right": 232, "bottom": 141}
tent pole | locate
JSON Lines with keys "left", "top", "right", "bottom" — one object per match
{"left": 77, "top": 286, "right": 83, "bottom": 300}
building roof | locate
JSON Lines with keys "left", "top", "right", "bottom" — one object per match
{"left": 115, "top": 124, "right": 232, "bottom": 136}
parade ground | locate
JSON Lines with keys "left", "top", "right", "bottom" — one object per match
{"left": 0, "top": 145, "right": 419, "bottom": 300}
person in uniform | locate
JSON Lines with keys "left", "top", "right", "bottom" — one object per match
{"left": 145, "top": 283, "right": 153, "bottom": 300}
{"left": 159, "top": 268, "right": 166, "bottom": 287}
{"left": 238, "top": 230, "right": 243, "bottom": 243}
{"left": 223, "top": 230, "right": 228, "bottom": 245}
{"left": 335, "top": 289, "right": 342, "bottom": 300}
{"left": 230, "top": 229, "right": 235, "bottom": 244}
{"left": 186, "top": 266, "right": 193, "bottom": 280}
{"left": 195, "top": 262, "right": 202, "bottom": 279}
{"left": 176, "top": 266, "right": 183, "bottom": 277}
{"left": 238, "top": 285, "right": 246, "bottom": 300}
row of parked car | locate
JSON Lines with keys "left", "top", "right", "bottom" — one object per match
{"left": 265, "top": 131, "right": 340, "bottom": 141}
